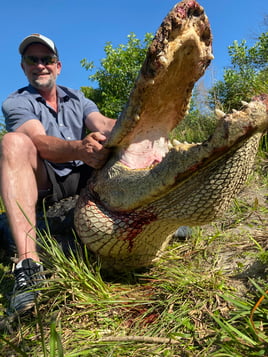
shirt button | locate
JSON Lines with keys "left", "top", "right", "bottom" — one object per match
{"left": 67, "top": 137, "right": 71, "bottom": 140}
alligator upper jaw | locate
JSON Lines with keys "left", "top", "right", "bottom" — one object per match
{"left": 105, "top": 0, "right": 213, "bottom": 151}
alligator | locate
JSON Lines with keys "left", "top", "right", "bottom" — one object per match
{"left": 74, "top": 0, "right": 268, "bottom": 270}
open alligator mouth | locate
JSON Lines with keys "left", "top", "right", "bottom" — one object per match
{"left": 74, "top": 0, "right": 268, "bottom": 270}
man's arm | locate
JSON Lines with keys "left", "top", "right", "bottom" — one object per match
{"left": 16, "top": 119, "right": 110, "bottom": 169}
{"left": 85, "top": 112, "right": 116, "bottom": 136}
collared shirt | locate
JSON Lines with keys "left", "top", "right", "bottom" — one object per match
{"left": 2, "top": 84, "right": 99, "bottom": 176}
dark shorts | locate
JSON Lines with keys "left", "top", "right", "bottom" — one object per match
{"left": 42, "top": 162, "right": 93, "bottom": 205}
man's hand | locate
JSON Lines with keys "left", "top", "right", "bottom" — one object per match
{"left": 16, "top": 120, "right": 112, "bottom": 168}
{"left": 80, "top": 132, "right": 111, "bottom": 169}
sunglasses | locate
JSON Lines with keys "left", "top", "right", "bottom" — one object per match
{"left": 22, "top": 55, "right": 58, "bottom": 66}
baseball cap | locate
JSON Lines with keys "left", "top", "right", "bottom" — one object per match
{"left": 19, "top": 34, "right": 59, "bottom": 57}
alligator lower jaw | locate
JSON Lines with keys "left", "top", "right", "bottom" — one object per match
{"left": 90, "top": 98, "right": 268, "bottom": 212}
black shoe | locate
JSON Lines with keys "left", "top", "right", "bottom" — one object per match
{"left": 10, "top": 258, "right": 45, "bottom": 314}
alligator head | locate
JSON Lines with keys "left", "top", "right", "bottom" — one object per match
{"left": 74, "top": 0, "right": 268, "bottom": 270}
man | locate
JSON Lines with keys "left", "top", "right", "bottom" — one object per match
{"left": 0, "top": 34, "right": 115, "bottom": 314}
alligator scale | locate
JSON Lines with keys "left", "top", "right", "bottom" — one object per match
{"left": 74, "top": 0, "right": 268, "bottom": 270}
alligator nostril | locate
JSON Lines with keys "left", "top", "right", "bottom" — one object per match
{"left": 190, "top": 8, "right": 202, "bottom": 17}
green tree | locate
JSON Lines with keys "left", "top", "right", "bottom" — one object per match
{"left": 209, "top": 31, "right": 268, "bottom": 112}
{"left": 81, "top": 32, "right": 153, "bottom": 118}
{"left": 0, "top": 118, "right": 6, "bottom": 140}
{"left": 171, "top": 84, "right": 217, "bottom": 143}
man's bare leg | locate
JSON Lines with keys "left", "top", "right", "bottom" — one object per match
{"left": 0, "top": 132, "right": 50, "bottom": 262}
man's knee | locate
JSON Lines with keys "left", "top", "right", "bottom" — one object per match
{"left": 1, "top": 132, "right": 36, "bottom": 159}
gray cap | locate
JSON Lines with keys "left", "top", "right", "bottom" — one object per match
{"left": 19, "top": 34, "right": 58, "bottom": 56}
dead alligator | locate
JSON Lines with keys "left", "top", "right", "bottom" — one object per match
{"left": 74, "top": 0, "right": 268, "bottom": 270}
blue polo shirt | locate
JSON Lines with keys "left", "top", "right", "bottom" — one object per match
{"left": 2, "top": 84, "right": 99, "bottom": 176}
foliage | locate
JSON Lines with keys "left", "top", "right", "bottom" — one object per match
{"left": 171, "top": 86, "right": 217, "bottom": 143}
{"left": 209, "top": 32, "right": 268, "bottom": 112}
{"left": 81, "top": 32, "right": 153, "bottom": 118}
{"left": 0, "top": 121, "right": 6, "bottom": 141}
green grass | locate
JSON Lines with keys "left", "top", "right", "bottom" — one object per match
{"left": 0, "top": 197, "right": 5, "bottom": 214}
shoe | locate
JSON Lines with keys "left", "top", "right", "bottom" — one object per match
{"left": 10, "top": 258, "right": 45, "bottom": 314}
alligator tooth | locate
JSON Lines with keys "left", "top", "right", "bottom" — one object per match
{"left": 232, "top": 109, "right": 238, "bottom": 113}
{"left": 241, "top": 101, "right": 249, "bottom": 106}
{"left": 168, "top": 141, "right": 173, "bottom": 149}
{"left": 159, "top": 56, "right": 168, "bottom": 65}
{"left": 215, "top": 109, "right": 226, "bottom": 118}
{"left": 172, "top": 139, "right": 181, "bottom": 146}
{"left": 147, "top": 79, "right": 155, "bottom": 85}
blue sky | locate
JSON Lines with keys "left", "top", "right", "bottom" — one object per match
{"left": 1, "top": 0, "right": 267, "bottom": 113}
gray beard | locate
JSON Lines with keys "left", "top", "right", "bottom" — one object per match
{"left": 31, "top": 77, "right": 56, "bottom": 91}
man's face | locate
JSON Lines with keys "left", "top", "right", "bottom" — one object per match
{"left": 21, "top": 43, "right": 62, "bottom": 92}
